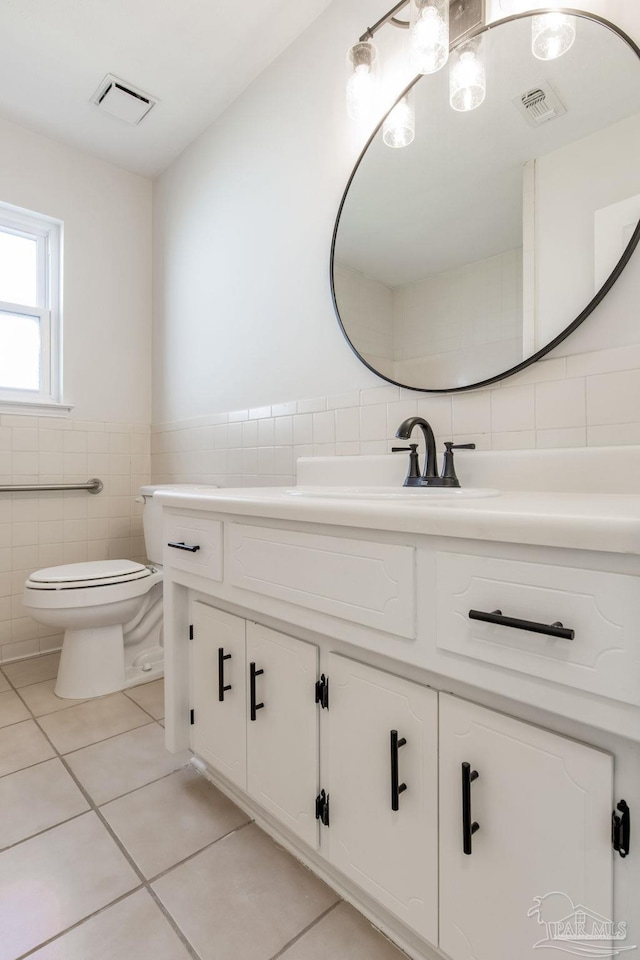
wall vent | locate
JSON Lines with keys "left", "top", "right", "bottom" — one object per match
{"left": 513, "top": 83, "right": 567, "bottom": 127}
{"left": 91, "top": 74, "right": 157, "bottom": 125}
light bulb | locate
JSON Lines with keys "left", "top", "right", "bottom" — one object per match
{"left": 410, "top": 0, "right": 449, "bottom": 74}
{"left": 346, "top": 41, "right": 378, "bottom": 121}
{"left": 532, "top": 13, "right": 576, "bottom": 60}
{"left": 449, "top": 39, "right": 486, "bottom": 112}
{"left": 383, "top": 95, "right": 416, "bottom": 148}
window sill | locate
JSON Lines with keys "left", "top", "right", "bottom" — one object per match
{"left": 0, "top": 400, "right": 74, "bottom": 418}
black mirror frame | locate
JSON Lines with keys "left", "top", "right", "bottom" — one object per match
{"left": 330, "top": 8, "right": 640, "bottom": 394}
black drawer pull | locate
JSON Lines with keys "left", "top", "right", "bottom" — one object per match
{"left": 167, "top": 541, "right": 201, "bottom": 553}
{"left": 218, "top": 647, "right": 232, "bottom": 702}
{"left": 250, "top": 662, "right": 264, "bottom": 721}
{"left": 390, "top": 730, "right": 407, "bottom": 811}
{"left": 469, "top": 608, "right": 574, "bottom": 640}
{"left": 462, "top": 762, "right": 480, "bottom": 855}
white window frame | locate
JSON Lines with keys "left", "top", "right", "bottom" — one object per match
{"left": 0, "top": 204, "right": 67, "bottom": 414}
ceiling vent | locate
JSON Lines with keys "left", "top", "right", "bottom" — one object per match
{"left": 91, "top": 75, "right": 157, "bottom": 125}
{"left": 513, "top": 83, "right": 567, "bottom": 128}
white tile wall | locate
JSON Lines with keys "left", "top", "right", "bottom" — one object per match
{"left": 0, "top": 416, "right": 150, "bottom": 663}
{"left": 151, "top": 344, "right": 640, "bottom": 492}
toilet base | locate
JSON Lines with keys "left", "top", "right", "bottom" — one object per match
{"left": 55, "top": 625, "right": 127, "bottom": 699}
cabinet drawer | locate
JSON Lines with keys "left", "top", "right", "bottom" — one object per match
{"left": 228, "top": 524, "right": 415, "bottom": 638}
{"left": 163, "top": 513, "right": 223, "bottom": 580}
{"left": 436, "top": 551, "right": 640, "bottom": 705}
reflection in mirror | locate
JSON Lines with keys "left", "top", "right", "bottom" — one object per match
{"left": 332, "top": 13, "right": 640, "bottom": 391}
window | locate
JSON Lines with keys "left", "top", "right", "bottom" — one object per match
{"left": 0, "top": 204, "right": 62, "bottom": 407}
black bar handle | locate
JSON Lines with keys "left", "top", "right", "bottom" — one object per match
{"left": 390, "top": 730, "right": 407, "bottom": 811}
{"left": 167, "top": 541, "right": 201, "bottom": 553}
{"left": 469, "top": 608, "right": 575, "bottom": 641}
{"left": 250, "top": 662, "right": 264, "bottom": 721}
{"left": 613, "top": 800, "right": 631, "bottom": 858}
{"left": 462, "top": 762, "right": 480, "bottom": 855}
{"left": 218, "top": 647, "right": 232, "bottom": 702}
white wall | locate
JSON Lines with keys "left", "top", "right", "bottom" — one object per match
{"left": 0, "top": 115, "right": 152, "bottom": 423}
{"left": 153, "top": 0, "right": 640, "bottom": 439}
{"left": 0, "top": 119, "right": 152, "bottom": 662}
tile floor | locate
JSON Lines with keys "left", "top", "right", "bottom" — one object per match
{"left": 0, "top": 652, "right": 406, "bottom": 960}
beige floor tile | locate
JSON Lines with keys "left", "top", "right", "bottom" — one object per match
{"left": 0, "top": 811, "right": 139, "bottom": 960}
{"left": 0, "top": 689, "right": 30, "bottom": 727}
{"left": 38, "top": 693, "right": 151, "bottom": 754}
{"left": 66, "top": 723, "right": 190, "bottom": 805}
{"left": 19, "top": 679, "right": 89, "bottom": 717}
{"left": 102, "top": 766, "right": 249, "bottom": 878}
{"left": 27, "top": 889, "right": 193, "bottom": 960}
{"left": 279, "top": 903, "right": 406, "bottom": 960}
{"left": 0, "top": 672, "right": 9, "bottom": 693}
{"left": 2, "top": 652, "right": 60, "bottom": 688}
{"left": 0, "top": 719, "right": 55, "bottom": 777}
{"left": 153, "top": 823, "right": 338, "bottom": 960}
{"left": 125, "top": 678, "right": 164, "bottom": 718}
{"left": 0, "top": 758, "right": 89, "bottom": 849}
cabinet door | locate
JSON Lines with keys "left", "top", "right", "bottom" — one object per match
{"left": 439, "top": 694, "right": 613, "bottom": 960}
{"left": 327, "top": 654, "right": 438, "bottom": 944}
{"left": 190, "top": 602, "right": 247, "bottom": 790}
{"left": 246, "top": 622, "right": 319, "bottom": 848}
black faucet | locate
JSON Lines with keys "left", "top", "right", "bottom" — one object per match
{"left": 393, "top": 417, "right": 475, "bottom": 488}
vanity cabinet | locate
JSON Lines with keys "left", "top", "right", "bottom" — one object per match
{"left": 326, "top": 654, "right": 439, "bottom": 944}
{"left": 188, "top": 603, "right": 320, "bottom": 847}
{"left": 246, "top": 622, "right": 319, "bottom": 849}
{"left": 439, "top": 694, "right": 614, "bottom": 960}
{"left": 160, "top": 492, "right": 635, "bottom": 960}
{"left": 190, "top": 602, "right": 247, "bottom": 790}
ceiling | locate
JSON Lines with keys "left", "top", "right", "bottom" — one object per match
{"left": 0, "top": 0, "right": 334, "bottom": 178}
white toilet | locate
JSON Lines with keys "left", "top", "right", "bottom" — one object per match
{"left": 23, "top": 484, "right": 207, "bottom": 700}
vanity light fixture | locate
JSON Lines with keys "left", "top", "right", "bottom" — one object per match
{"left": 498, "top": 2, "right": 577, "bottom": 60}
{"left": 346, "top": 40, "right": 379, "bottom": 121}
{"left": 348, "top": 0, "right": 486, "bottom": 147}
{"left": 449, "top": 36, "right": 486, "bottom": 111}
{"left": 531, "top": 12, "right": 576, "bottom": 60}
{"left": 410, "top": 0, "right": 450, "bottom": 74}
{"left": 383, "top": 93, "right": 416, "bottom": 146}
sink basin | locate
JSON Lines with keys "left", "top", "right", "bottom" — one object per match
{"left": 285, "top": 486, "right": 500, "bottom": 501}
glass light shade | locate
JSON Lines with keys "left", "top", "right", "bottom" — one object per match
{"left": 532, "top": 13, "right": 576, "bottom": 60}
{"left": 383, "top": 95, "right": 416, "bottom": 148}
{"left": 449, "top": 39, "right": 486, "bottom": 112}
{"left": 346, "top": 41, "right": 379, "bottom": 121}
{"left": 410, "top": 0, "right": 449, "bottom": 75}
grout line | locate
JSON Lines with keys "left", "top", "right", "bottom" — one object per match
{"left": 148, "top": 819, "right": 253, "bottom": 885}
{"left": 4, "top": 666, "right": 203, "bottom": 960}
{"left": 268, "top": 900, "right": 341, "bottom": 960}
{"left": 15, "top": 885, "right": 147, "bottom": 960}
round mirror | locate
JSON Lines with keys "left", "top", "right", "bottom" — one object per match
{"left": 331, "top": 11, "right": 640, "bottom": 392}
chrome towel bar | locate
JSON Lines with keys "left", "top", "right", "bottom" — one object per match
{"left": 0, "top": 478, "right": 103, "bottom": 494}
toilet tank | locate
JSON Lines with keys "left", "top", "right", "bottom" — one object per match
{"left": 139, "top": 484, "right": 218, "bottom": 565}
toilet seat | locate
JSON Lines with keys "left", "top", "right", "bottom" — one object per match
{"left": 26, "top": 560, "right": 153, "bottom": 591}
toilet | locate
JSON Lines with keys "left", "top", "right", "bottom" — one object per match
{"left": 23, "top": 484, "right": 209, "bottom": 700}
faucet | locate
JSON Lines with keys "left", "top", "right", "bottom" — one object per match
{"left": 394, "top": 417, "right": 438, "bottom": 485}
{"left": 393, "top": 417, "right": 475, "bottom": 488}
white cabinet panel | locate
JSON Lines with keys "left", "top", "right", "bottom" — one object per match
{"left": 190, "top": 602, "right": 246, "bottom": 789}
{"left": 246, "top": 622, "right": 320, "bottom": 849}
{"left": 439, "top": 694, "right": 613, "bottom": 960}
{"left": 327, "top": 654, "right": 438, "bottom": 943}
{"left": 436, "top": 551, "right": 640, "bottom": 705}
{"left": 228, "top": 524, "right": 415, "bottom": 638}
{"left": 164, "top": 514, "right": 223, "bottom": 580}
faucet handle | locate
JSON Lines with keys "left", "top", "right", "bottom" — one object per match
{"left": 391, "top": 443, "right": 421, "bottom": 481}
{"left": 440, "top": 441, "right": 476, "bottom": 487}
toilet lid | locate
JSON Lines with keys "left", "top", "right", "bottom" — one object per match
{"left": 30, "top": 560, "right": 148, "bottom": 584}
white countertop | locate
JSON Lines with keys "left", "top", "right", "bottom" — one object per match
{"left": 155, "top": 485, "right": 640, "bottom": 555}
